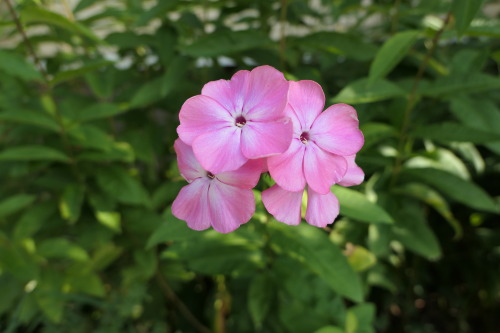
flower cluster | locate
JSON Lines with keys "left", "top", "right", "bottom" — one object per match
{"left": 172, "top": 65, "right": 364, "bottom": 233}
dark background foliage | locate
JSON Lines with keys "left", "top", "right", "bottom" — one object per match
{"left": 0, "top": 0, "right": 499, "bottom": 332}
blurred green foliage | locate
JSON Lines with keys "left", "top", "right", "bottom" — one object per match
{"left": 0, "top": 0, "right": 499, "bottom": 332}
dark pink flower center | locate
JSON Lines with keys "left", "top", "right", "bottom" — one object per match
{"left": 235, "top": 115, "right": 247, "bottom": 128}
{"left": 207, "top": 172, "right": 215, "bottom": 179}
{"left": 300, "top": 131, "right": 310, "bottom": 144}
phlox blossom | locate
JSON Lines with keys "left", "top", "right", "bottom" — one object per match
{"left": 171, "top": 139, "right": 262, "bottom": 233}
{"left": 267, "top": 80, "right": 364, "bottom": 194}
{"left": 263, "top": 155, "right": 364, "bottom": 227}
{"left": 177, "top": 65, "right": 293, "bottom": 174}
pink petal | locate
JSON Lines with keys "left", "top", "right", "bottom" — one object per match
{"left": 262, "top": 185, "right": 303, "bottom": 225}
{"left": 310, "top": 103, "right": 364, "bottom": 156}
{"left": 216, "top": 159, "right": 263, "bottom": 189}
{"left": 241, "top": 119, "right": 293, "bottom": 159}
{"left": 261, "top": 158, "right": 269, "bottom": 173}
{"left": 338, "top": 155, "right": 364, "bottom": 187}
{"left": 173, "top": 139, "right": 205, "bottom": 182}
{"left": 201, "top": 70, "right": 250, "bottom": 116}
{"left": 172, "top": 179, "right": 212, "bottom": 231}
{"left": 288, "top": 80, "right": 325, "bottom": 130}
{"left": 177, "top": 95, "right": 233, "bottom": 145}
{"left": 267, "top": 139, "right": 306, "bottom": 192}
{"left": 242, "top": 66, "right": 289, "bottom": 122}
{"left": 305, "top": 188, "right": 339, "bottom": 227}
{"left": 208, "top": 180, "right": 255, "bottom": 233}
{"left": 192, "top": 126, "right": 247, "bottom": 174}
{"left": 284, "top": 104, "right": 303, "bottom": 137}
{"left": 303, "top": 144, "right": 347, "bottom": 194}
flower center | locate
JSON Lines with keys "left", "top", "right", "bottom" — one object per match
{"left": 300, "top": 131, "right": 310, "bottom": 144}
{"left": 207, "top": 172, "right": 215, "bottom": 179}
{"left": 235, "top": 115, "right": 246, "bottom": 128}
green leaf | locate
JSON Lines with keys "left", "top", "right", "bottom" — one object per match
{"left": 130, "top": 77, "right": 164, "bottom": 108}
{"left": 331, "top": 186, "right": 394, "bottom": 224}
{"left": 163, "top": 231, "right": 264, "bottom": 275}
{"left": 360, "top": 123, "right": 398, "bottom": 150}
{"left": 160, "top": 56, "right": 189, "bottom": 96}
{"left": 346, "top": 303, "right": 376, "bottom": 333}
{"left": 369, "top": 30, "right": 419, "bottom": 81}
{"left": 147, "top": 208, "right": 199, "bottom": 248}
{"left": 65, "top": 270, "right": 105, "bottom": 297}
{"left": 393, "top": 183, "right": 462, "bottom": 238}
{"left": 466, "top": 19, "right": 500, "bottom": 37}
{"left": 69, "top": 124, "right": 115, "bottom": 151}
{"left": 452, "top": 0, "right": 486, "bottom": 36}
{"left": 95, "top": 211, "right": 121, "bottom": 233}
{"left": 332, "top": 78, "right": 406, "bottom": 104}
{"left": 411, "top": 122, "right": 500, "bottom": 143}
{"left": 0, "top": 110, "right": 59, "bottom": 132}
{"left": 89, "top": 243, "right": 123, "bottom": 271}
{"left": 0, "top": 146, "right": 70, "bottom": 162}
{"left": 0, "top": 194, "right": 36, "bottom": 219}
{"left": 21, "top": 6, "right": 100, "bottom": 42}
{"left": 95, "top": 166, "right": 150, "bottom": 206}
{"left": 0, "top": 237, "right": 39, "bottom": 281}
{"left": 180, "top": 30, "right": 271, "bottom": 57}
{"left": 51, "top": 60, "right": 112, "bottom": 86}
{"left": 405, "top": 148, "right": 470, "bottom": 180}
{"left": 59, "top": 184, "right": 85, "bottom": 224}
{"left": 0, "top": 276, "right": 22, "bottom": 315}
{"left": 34, "top": 269, "right": 65, "bottom": 323}
{"left": 0, "top": 50, "right": 42, "bottom": 81}
{"left": 392, "top": 200, "right": 442, "bottom": 260}
{"left": 450, "top": 96, "right": 500, "bottom": 153}
{"left": 422, "top": 73, "right": 500, "bottom": 97}
{"left": 401, "top": 168, "right": 499, "bottom": 213}
{"left": 269, "top": 223, "right": 363, "bottom": 302}
{"left": 248, "top": 273, "right": 274, "bottom": 329}
{"left": 14, "top": 202, "right": 56, "bottom": 241}
{"left": 292, "top": 32, "right": 377, "bottom": 61}
{"left": 38, "top": 238, "right": 89, "bottom": 262}
{"left": 313, "top": 326, "right": 344, "bottom": 333}
{"left": 76, "top": 103, "right": 129, "bottom": 122}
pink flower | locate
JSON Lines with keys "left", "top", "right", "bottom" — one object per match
{"left": 263, "top": 155, "right": 364, "bottom": 227}
{"left": 177, "top": 65, "right": 293, "bottom": 174}
{"left": 171, "top": 139, "right": 262, "bottom": 233}
{"left": 267, "top": 80, "right": 364, "bottom": 194}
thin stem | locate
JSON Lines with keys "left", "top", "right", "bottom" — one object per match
{"left": 61, "top": 0, "right": 75, "bottom": 21}
{"left": 391, "top": 12, "right": 451, "bottom": 185}
{"left": 155, "top": 269, "right": 212, "bottom": 333}
{"left": 213, "top": 276, "right": 229, "bottom": 333}
{"left": 391, "top": 0, "right": 401, "bottom": 34}
{"left": 279, "top": 0, "right": 288, "bottom": 71}
{"left": 5, "top": 0, "right": 49, "bottom": 82}
{"left": 6, "top": 0, "right": 83, "bottom": 181}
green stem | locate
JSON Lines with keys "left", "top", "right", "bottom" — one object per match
{"left": 391, "top": 12, "right": 451, "bottom": 186}
{"left": 4, "top": 0, "right": 49, "bottom": 82}
{"left": 155, "top": 269, "right": 212, "bottom": 333}
{"left": 6, "top": 0, "right": 83, "bottom": 181}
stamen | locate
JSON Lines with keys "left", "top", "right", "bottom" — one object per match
{"left": 207, "top": 172, "right": 215, "bottom": 179}
{"left": 235, "top": 115, "right": 246, "bottom": 128}
{"left": 300, "top": 131, "right": 310, "bottom": 144}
